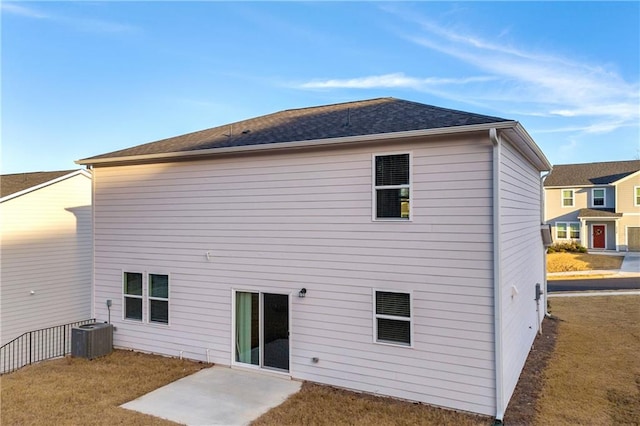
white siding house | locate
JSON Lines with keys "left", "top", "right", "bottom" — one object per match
{"left": 0, "top": 170, "right": 93, "bottom": 345}
{"left": 77, "top": 98, "right": 551, "bottom": 420}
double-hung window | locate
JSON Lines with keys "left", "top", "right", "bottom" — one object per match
{"left": 149, "top": 274, "right": 169, "bottom": 324}
{"left": 635, "top": 187, "right": 640, "bottom": 206}
{"left": 123, "top": 272, "right": 170, "bottom": 324}
{"left": 592, "top": 188, "right": 606, "bottom": 207}
{"left": 556, "top": 222, "right": 580, "bottom": 240}
{"left": 374, "top": 153, "right": 410, "bottom": 220}
{"left": 374, "top": 290, "right": 412, "bottom": 346}
{"left": 124, "top": 272, "right": 143, "bottom": 321}
{"left": 561, "top": 189, "right": 574, "bottom": 207}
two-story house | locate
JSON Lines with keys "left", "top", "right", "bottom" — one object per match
{"left": 544, "top": 160, "right": 640, "bottom": 251}
{"left": 77, "top": 97, "right": 552, "bottom": 420}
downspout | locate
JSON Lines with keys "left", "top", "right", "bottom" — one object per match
{"left": 89, "top": 165, "right": 96, "bottom": 321}
{"left": 490, "top": 128, "right": 505, "bottom": 423}
{"left": 540, "top": 171, "right": 551, "bottom": 319}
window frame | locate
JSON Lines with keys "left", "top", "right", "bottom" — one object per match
{"left": 635, "top": 186, "right": 640, "bottom": 207}
{"left": 556, "top": 222, "right": 580, "bottom": 240}
{"left": 372, "top": 289, "right": 413, "bottom": 348}
{"left": 561, "top": 189, "right": 575, "bottom": 208}
{"left": 372, "top": 152, "right": 412, "bottom": 221}
{"left": 591, "top": 188, "right": 607, "bottom": 208}
{"left": 123, "top": 271, "right": 144, "bottom": 322}
{"left": 148, "top": 273, "right": 170, "bottom": 325}
{"left": 121, "top": 271, "right": 170, "bottom": 326}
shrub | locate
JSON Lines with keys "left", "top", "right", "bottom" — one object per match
{"left": 547, "top": 242, "right": 587, "bottom": 254}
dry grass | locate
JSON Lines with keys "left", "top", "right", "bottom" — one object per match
{"left": 253, "top": 382, "right": 492, "bottom": 426}
{"left": 547, "top": 252, "right": 624, "bottom": 272}
{"left": 0, "top": 349, "right": 209, "bottom": 426}
{"left": 536, "top": 296, "right": 640, "bottom": 425}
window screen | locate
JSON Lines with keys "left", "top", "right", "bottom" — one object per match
{"left": 124, "top": 272, "right": 143, "bottom": 321}
{"left": 375, "top": 154, "right": 410, "bottom": 219}
{"left": 375, "top": 291, "right": 411, "bottom": 345}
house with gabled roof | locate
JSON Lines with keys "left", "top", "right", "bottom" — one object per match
{"left": 77, "top": 97, "right": 551, "bottom": 420}
{"left": 543, "top": 160, "right": 640, "bottom": 251}
{"left": 1, "top": 169, "right": 92, "bottom": 345}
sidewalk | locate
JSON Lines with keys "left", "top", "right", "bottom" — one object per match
{"left": 548, "top": 252, "right": 640, "bottom": 278}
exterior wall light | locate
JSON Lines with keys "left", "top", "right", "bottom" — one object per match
{"left": 298, "top": 288, "right": 307, "bottom": 298}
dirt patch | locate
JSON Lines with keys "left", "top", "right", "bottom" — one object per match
{"left": 503, "top": 316, "right": 559, "bottom": 425}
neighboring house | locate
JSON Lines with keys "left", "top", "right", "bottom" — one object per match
{"left": 544, "top": 160, "right": 640, "bottom": 251}
{"left": 0, "top": 170, "right": 92, "bottom": 345}
{"left": 77, "top": 98, "right": 551, "bottom": 420}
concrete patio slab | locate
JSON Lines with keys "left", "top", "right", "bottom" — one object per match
{"left": 121, "top": 366, "right": 301, "bottom": 426}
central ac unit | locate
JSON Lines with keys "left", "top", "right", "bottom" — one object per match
{"left": 71, "top": 323, "right": 113, "bottom": 359}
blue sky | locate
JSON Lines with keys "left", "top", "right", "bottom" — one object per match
{"left": 2, "top": 1, "right": 639, "bottom": 174}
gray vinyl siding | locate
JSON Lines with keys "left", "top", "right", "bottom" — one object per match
{"left": 92, "top": 136, "right": 497, "bottom": 415}
{"left": 0, "top": 173, "right": 92, "bottom": 345}
{"left": 498, "top": 141, "right": 545, "bottom": 409}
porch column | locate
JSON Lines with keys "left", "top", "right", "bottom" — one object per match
{"left": 580, "top": 218, "right": 587, "bottom": 248}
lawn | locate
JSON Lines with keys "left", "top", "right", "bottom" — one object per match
{"left": 535, "top": 296, "right": 640, "bottom": 424}
{"left": 547, "top": 252, "right": 624, "bottom": 273}
{"left": 1, "top": 297, "right": 638, "bottom": 425}
{"left": 0, "top": 350, "right": 209, "bottom": 425}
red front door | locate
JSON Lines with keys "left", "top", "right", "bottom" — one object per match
{"left": 592, "top": 225, "right": 606, "bottom": 249}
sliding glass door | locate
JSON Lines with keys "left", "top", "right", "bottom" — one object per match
{"left": 235, "top": 291, "right": 289, "bottom": 372}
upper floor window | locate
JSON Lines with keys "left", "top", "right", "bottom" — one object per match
{"left": 561, "top": 189, "right": 574, "bottom": 207}
{"left": 592, "top": 188, "right": 606, "bottom": 207}
{"left": 374, "top": 153, "right": 410, "bottom": 220}
{"left": 635, "top": 186, "right": 640, "bottom": 206}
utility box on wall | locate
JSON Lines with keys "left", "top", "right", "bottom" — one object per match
{"left": 71, "top": 323, "right": 113, "bottom": 359}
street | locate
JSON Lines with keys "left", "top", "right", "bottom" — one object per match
{"left": 548, "top": 277, "right": 640, "bottom": 292}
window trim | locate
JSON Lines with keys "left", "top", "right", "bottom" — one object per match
{"left": 561, "top": 189, "right": 575, "bottom": 208}
{"left": 591, "top": 188, "right": 607, "bottom": 208}
{"left": 123, "top": 271, "right": 144, "bottom": 322}
{"left": 635, "top": 186, "right": 640, "bottom": 207}
{"left": 372, "top": 289, "right": 413, "bottom": 348}
{"left": 148, "top": 273, "right": 170, "bottom": 325}
{"left": 555, "top": 221, "right": 580, "bottom": 240}
{"left": 372, "top": 152, "right": 412, "bottom": 222}
{"left": 121, "top": 270, "right": 170, "bottom": 326}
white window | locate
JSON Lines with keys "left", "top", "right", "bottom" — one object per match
{"left": 592, "top": 188, "right": 606, "bottom": 207}
{"left": 123, "top": 272, "right": 169, "bottom": 324}
{"left": 123, "top": 272, "right": 143, "bottom": 321}
{"left": 149, "top": 274, "right": 169, "bottom": 324}
{"left": 635, "top": 186, "right": 640, "bottom": 206}
{"left": 374, "top": 290, "right": 412, "bottom": 346}
{"left": 373, "top": 153, "right": 410, "bottom": 220}
{"left": 556, "top": 222, "right": 580, "bottom": 239}
{"left": 561, "top": 189, "right": 574, "bottom": 207}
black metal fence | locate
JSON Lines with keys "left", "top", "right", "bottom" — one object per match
{"left": 0, "top": 319, "right": 96, "bottom": 374}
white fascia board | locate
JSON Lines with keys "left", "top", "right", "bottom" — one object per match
{"left": 76, "top": 122, "right": 519, "bottom": 167}
{"left": 0, "top": 169, "right": 91, "bottom": 203}
{"left": 500, "top": 123, "right": 552, "bottom": 171}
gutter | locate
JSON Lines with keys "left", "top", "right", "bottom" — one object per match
{"left": 76, "top": 122, "right": 521, "bottom": 167}
{"left": 490, "top": 128, "right": 505, "bottom": 422}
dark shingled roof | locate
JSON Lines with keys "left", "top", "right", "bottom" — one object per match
{"left": 1, "top": 170, "right": 79, "bottom": 198}
{"left": 85, "top": 97, "right": 510, "bottom": 160}
{"left": 577, "top": 208, "right": 623, "bottom": 218}
{"left": 544, "top": 160, "right": 640, "bottom": 187}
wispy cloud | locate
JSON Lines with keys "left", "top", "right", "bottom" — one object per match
{"left": 299, "top": 73, "right": 496, "bottom": 90}
{"left": 1, "top": 3, "right": 139, "bottom": 34}
{"left": 295, "top": 6, "right": 639, "bottom": 136}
